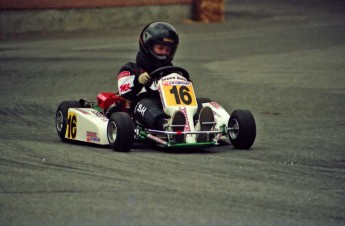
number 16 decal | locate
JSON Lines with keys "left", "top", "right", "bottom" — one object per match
{"left": 170, "top": 86, "right": 193, "bottom": 105}
{"left": 66, "top": 112, "right": 77, "bottom": 139}
{"left": 163, "top": 84, "right": 197, "bottom": 107}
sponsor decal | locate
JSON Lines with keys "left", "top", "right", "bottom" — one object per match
{"left": 136, "top": 103, "right": 147, "bottom": 117}
{"left": 86, "top": 131, "right": 100, "bottom": 143}
{"left": 178, "top": 107, "right": 190, "bottom": 132}
{"left": 163, "top": 81, "right": 190, "bottom": 86}
{"left": 210, "top": 102, "right": 222, "bottom": 109}
{"left": 92, "top": 110, "right": 108, "bottom": 122}
{"left": 98, "top": 93, "right": 107, "bottom": 101}
{"left": 117, "top": 71, "right": 131, "bottom": 80}
{"left": 161, "top": 76, "right": 175, "bottom": 81}
{"left": 119, "top": 82, "right": 131, "bottom": 93}
{"left": 118, "top": 75, "right": 134, "bottom": 94}
{"left": 161, "top": 75, "right": 187, "bottom": 82}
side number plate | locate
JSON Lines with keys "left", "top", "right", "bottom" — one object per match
{"left": 65, "top": 112, "right": 77, "bottom": 139}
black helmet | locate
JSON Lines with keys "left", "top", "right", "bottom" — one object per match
{"left": 139, "top": 22, "right": 179, "bottom": 69}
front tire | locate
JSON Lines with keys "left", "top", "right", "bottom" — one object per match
{"left": 107, "top": 112, "right": 134, "bottom": 152}
{"left": 55, "top": 101, "right": 82, "bottom": 142}
{"left": 228, "top": 110, "right": 256, "bottom": 149}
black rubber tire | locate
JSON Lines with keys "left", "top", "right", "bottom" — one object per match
{"left": 228, "top": 110, "right": 256, "bottom": 150}
{"left": 55, "top": 100, "right": 82, "bottom": 142}
{"left": 107, "top": 112, "right": 134, "bottom": 152}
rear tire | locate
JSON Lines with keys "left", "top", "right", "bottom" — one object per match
{"left": 107, "top": 112, "right": 134, "bottom": 152}
{"left": 55, "top": 101, "right": 82, "bottom": 142}
{"left": 228, "top": 110, "right": 256, "bottom": 149}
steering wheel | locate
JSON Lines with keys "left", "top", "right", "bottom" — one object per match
{"left": 150, "top": 66, "right": 190, "bottom": 81}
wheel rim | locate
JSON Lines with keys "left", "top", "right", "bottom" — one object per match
{"left": 228, "top": 118, "right": 240, "bottom": 139}
{"left": 56, "top": 111, "right": 64, "bottom": 132}
{"left": 108, "top": 121, "right": 118, "bottom": 143}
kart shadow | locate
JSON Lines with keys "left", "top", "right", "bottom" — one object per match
{"left": 132, "top": 139, "right": 233, "bottom": 154}
{"left": 60, "top": 139, "right": 235, "bottom": 155}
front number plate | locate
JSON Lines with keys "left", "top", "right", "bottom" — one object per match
{"left": 162, "top": 81, "right": 197, "bottom": 107}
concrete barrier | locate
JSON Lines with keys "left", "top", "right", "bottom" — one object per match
{"left": 0, "top": 1, "right": 193, "bottom": 34}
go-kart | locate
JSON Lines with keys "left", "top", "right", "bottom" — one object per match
{"left": 55, "top": 66, "right": 256, "bottom": 152}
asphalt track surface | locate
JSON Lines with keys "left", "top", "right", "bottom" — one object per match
{"left": 1, "top": 1, "right": 345, "bottom": 225}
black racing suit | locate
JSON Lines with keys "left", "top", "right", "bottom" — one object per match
{"left": 117, "top": 59, "right": 171, "bottom": 130}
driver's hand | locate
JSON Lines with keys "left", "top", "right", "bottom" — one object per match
{"left": 138, "top": 72, "right": 152, "bottom": 85}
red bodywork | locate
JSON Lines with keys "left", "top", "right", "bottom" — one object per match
{"left": 97, "top": 92, "right": 129, "bottom": 112}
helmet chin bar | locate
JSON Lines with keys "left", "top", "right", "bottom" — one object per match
{"left": 152, "top": 51, "right": 168, "bottom": 60}
{"left": 148, "top": 49, "right": 173, "bottom": 67}
{"left": 152, "top": 57, "right": 171, "bottom": 68}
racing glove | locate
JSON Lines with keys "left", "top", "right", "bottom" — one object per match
{"left": 138, "top": 72, "right": 152, "bottom": 85}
